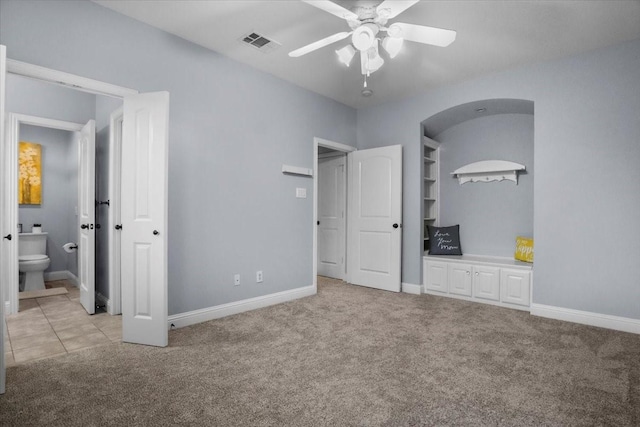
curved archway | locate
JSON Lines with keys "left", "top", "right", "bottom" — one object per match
{"left": 421, "top": 98, "right": 534, "bottom": 257}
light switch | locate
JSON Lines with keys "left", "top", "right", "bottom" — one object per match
{"left": 296, "top": 188, "right": 307, "bottom": 198}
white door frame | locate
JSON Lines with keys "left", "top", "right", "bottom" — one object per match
{"left": 312, "top": 137, "right": 356, "bottom": 288}
{"left": 5, "top": 114, "right": 84, "bottom": 314}
{"left": 108, "top": 107, "right": 123, "bottom": 315}
{"left": 2, "top": 59, "right": 137, "bottom": 318}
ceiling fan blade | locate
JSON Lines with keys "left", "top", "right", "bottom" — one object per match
{"left": 302, "top": 0, "right": 359, "bottom": 21}
{"left": 393, "top": 22, "right": 457, "bottom": 47}
{"left": 289, "top": 32, "right": 352, "bottom": 57}
{"left": 376, "top": 0, "right": 419, "bottom": 19}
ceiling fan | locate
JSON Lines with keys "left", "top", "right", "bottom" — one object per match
{"left": 289, "top": 0, "right": 456, "bottom": 80}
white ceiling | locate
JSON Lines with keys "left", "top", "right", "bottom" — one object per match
{"left": 92, "top": 1, "right": 640, "bottom": 109}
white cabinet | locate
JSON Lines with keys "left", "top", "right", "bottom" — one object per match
{"left": 424, "top": 260, "right": 448, "bottom": 293}
{"left": 448, "top": 263, "right": 472, "bottom": 296}
{"left": 473, "top": 266, "right": 500, "bottom": 302}
{"left": 500, "top": 269, "right": 531, "bottom": 307}
{"left": 423, "top": 255, "right": 532, "bottom": 311}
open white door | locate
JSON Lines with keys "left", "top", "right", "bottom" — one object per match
{"left": 78, "top": 120, "right": 96, "bottom": 315}
{"left": 317, "top": 155, "right": 346, "bottom": 279}
{"left": 121, "top": 92, "right": 169, "bottom": 347}
{"left": 0, "top": 44, "right": 7, "bottom": 395}
{"left": 347, "top": 145, "right": 402, "bottom": 292}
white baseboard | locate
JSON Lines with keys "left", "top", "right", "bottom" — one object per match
{"left": 168, "top": 285, "right": 317, "bottom": 329}
{"left": 44, "top": 270, "right": 79, "bottom": 287}
{"left": 531, "top": 303, "right": 640, "bottom": 335}
{"left": 401, "top": 282, "right": 422, "bottom": 295}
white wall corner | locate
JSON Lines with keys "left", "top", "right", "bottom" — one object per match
{"left": 167, "top": 285, "right": 317, "bottom": 329}
{"left": 530, "top": 303, "right": 640, "bottom": 335}
{"left": 401, "top": 282, "right": 422, "bottom": 295}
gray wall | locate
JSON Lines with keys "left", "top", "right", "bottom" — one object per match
{"left": 436, "top": 114, "right": 534, "bottom": 257}
{"left": 0, "top": 0, "right": 357, "bottom": 315}
{"left": 18, "top": 125, "right": 77, "bottom": 275}
{"left": 357, "top": 38, "right": 640, "bottom": 319}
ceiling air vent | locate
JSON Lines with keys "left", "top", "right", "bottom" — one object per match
{"left": 240, "top": 31, "right": 281, "bottom": 53}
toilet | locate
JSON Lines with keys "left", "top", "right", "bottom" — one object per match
{"left": 19, "top": 232, "right": 50, "bottom": 292}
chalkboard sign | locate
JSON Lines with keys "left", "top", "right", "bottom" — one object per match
{"left": 427, "top": 225, "right": 463, "bottom": 255}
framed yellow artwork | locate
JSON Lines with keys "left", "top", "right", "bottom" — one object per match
{"left": 19, "top": 141, "right": 42, "bottom": 205}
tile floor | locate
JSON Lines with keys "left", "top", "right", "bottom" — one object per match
{"left": 4, "top": 280, "right": 121, "bottom": 366}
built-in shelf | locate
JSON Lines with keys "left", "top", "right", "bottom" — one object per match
{"left": 423, "top": 136, "right": 440, "bottom": 251}
{"left": 451, "top": 160, "right": 525, "bottom": 185}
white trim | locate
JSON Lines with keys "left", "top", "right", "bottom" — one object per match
{"left": 168, "top": 285, "right": 316, "bottom": 329}
{"left": 530, "top": 303, "right": 640, "bottom": 335}
{"left": 107, "top": 107, "right": 123, "bottom": 315}
{"left": 43, "top": 270, "right": 70, "bottom": 281}
{"left": 42, "top": 270, "right": 79, "bottom": 287}
{"left": 313, "top": 137, "right": 356, "bottom": 287}
{"left": 7, "top": 59, "right": 138, "bottom": 99}
{"left": 401, "top": 282, "right": 422, "bottom": 295}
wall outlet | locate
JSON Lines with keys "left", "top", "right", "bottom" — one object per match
{"left": 234, "top": 274, "right": 240, "bottom": 286}
{"left": 256, "top": 271, "right": 263, "bottom": 283}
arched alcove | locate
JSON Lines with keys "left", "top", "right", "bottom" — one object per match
{"left": 421, "top": 99, "right": 534, "bottom": 257}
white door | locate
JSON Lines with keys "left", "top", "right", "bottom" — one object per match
{"left": 347, "top": 145, "right": 402, "bottom": 292}
{"left": 78, "top": 120, "right": 96, "bottom": 315}
{"left": 317, "top": 155, "right": 346, "bottom": 279}
{"left": 121, "top": 92, "right": 169, "bottom": 347}
{"left": 0, "top": 44, "right": 7, "bottom": 395}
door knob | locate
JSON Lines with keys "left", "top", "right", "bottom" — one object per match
{"left": 115, "top": 224, "right": 122, "bottom": 230}
{"left": 81, "top": 224, "right": 89, "bottom": 229}
{"left": 153, "top": 230, "right": 159, "bottom": 235}
{"left": 3, "top": 234, "right": 11, "bottom": 241}
{"left": 317, "top": 221, "right": 320, "bottom": 225}
{"left": 393, "top": 223, "right": 399, "bottom": 229}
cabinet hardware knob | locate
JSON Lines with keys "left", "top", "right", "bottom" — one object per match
{"left": 393, "top": 223, "right": 399, "bottom": 229}
{"left": 153, "top": 230, "right": 160, "bottom": 235}
{"left": 81, "top": 224, "right": 89, "bottom": 229}
{"left": 3, "top": 234, "right": 11, "bottom": 241}
{"left": 115, "top": 224, "right": 122, "bottom": 230}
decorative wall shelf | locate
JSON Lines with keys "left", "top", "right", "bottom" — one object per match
{"left": 451, "top": 160, "right": 525, "bottom": 185}
{"left": 282, "top": 164, "right": 313, "bottom": 177}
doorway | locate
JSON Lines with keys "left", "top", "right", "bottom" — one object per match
{"left": 313, "top": 138, "right": 404, "bottom": 293}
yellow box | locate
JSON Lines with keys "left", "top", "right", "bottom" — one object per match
{"left": 514, "top": 236, "right": 534, "bottom": 263}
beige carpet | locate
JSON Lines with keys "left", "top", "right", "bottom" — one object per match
{"left": 18, "top": 287, "right": 68, "bottom": 300}
{"left": 1, "top": 277, "right": 639, "bottom": 426}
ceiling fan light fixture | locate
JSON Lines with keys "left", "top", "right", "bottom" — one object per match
{"left": 336, "top": 44, "right": 356, "bottom": 66}
{"left": 381, "top": 36, "right": 403, "bottom": 58}
{"left": 352, "top": 24, "right": 378, "bottom": 51}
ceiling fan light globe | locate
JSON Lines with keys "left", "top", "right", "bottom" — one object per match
{"left": 336, "top": 45, "right": 356, "bottom": 66}
{"left": 382, "top": 36, "right": 403, "bottom": 58}
{"left": 387, "top": 23, "right": 403, "bottom": 39}
{"left": 352, "top": 25, "right": 376, "bottom": 51}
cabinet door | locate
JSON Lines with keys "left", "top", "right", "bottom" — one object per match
{"left": 473, "top": 266, "right": 500, "bottom": 301}
{"left": 448, "top": 263, "right": 472, "bottom": 296}
{"left": 424, "top": 260, "right": 448, "bottom": 293}
{"left": 500, "top": 269, "right": 531, "bottom": 306}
